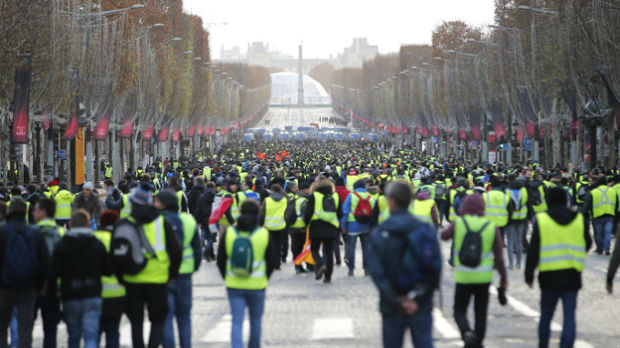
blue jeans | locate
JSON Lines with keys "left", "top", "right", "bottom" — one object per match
{"left": 99, "top": 315, "right": 121, "bottom": 348}
{"left": 9, "top": 308, "right": 17, "bottom": 348}
{"left": 345, "top": 232, "right": 370, "bottom": 271}
{"left": 506, "top": 222, "right": 526, "bottom": 268}
{"left": 163, "top": 277, "right": 193, "bottom": 348}
{"left": 381, "top": 301, "right": 434, "bottom": 348}
{"left": 203, "top": 226, "right": 216, "bottom": 259}
{"left": 62, "top": 297, "right": 102, "bottom": 348}
{"left": 539, "top": 290, "right": 577, "bottom": 348}
{"left": 592, "top": 217, "right": 614, "bottom": 252}
{"left": 227, "top": 288, "right": 265, "bottom": 348}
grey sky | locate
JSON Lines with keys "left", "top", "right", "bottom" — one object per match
{"left": 183, "top": 0, "right": 496, "bottom": 59}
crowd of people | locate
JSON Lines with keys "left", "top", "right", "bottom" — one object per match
{"left": 0, "top": 138, "right": 618, "bottom": 348}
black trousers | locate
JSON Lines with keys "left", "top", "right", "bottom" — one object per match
{"left": 125, "top": 283, "right": 168, "bottom": 348}
{"left": 0, "top": 288, "right": 36, "bottom": 348}
{"left": 290, "top": 230, "right": 306, "bottom": 261}
{"left": 311, "top": 238, "right": 335, "bottom": 280}
{"left": 453, "top": 283, "right": 490, "bottom": 347}
{"left": 269, "top": 229, "right": 287, "bottom": 269}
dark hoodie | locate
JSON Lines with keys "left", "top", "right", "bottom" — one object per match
{"left": 441, "top": 194, "right": 508, "bottom": 286}
{"left": 525, "top": 203, "right": 591, "bottom": 290}
{"left": 216, "top": 213, "right": 276, "bottom": 282}
{"left": 127, "top": 204, "right": 183, "bottom": 282}
{"left": 303, "top": 181, "right": 343, "bottom": 240}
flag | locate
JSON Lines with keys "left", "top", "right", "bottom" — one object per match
{"left": 11, "top": 65, "right": 31, "bottom": 144}
{"left": 275, "top": 153, "right": 283, "bottom": 161}
{"left": 280, "top": 150, "right": 290, "bottom": 157}
{"left": 119, "top": 115, "right": 134, "bottom": 138}
{"left": 157, "top": 124, "right": 169, "bottom": 142}
{"left": 172, "top": 127, "right": 181, "bottom": 143}
{"left": 42, "top": 111, "right": 51, "bottom": 134}
{"left": 257, "top": 152, "right": 266, "bottom": 160}
{"left": 62, "top": 112, "right": 79, "bottom": 140}
{"left": 143, "top": 123, "right": 154, "bottom": 140}
{"left": 208, "top": 195, "right": 234, "bottom": 225}
{"left": 94, "top": 114, "right": 110, "bottom": 140}
{"left": 188, "top": 125, "right": 196, "bottom": 137}
{"left": 294, "top": 228, "right": 315, "bottom": 266}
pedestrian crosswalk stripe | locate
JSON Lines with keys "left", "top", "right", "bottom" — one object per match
{"left": 201, "top": 314, "right": 249, "bottom": 343}
{"left": 432, "top": 308, "right": 460, "bottom": 338}
{"left": 311, "top": 318, "right": 353, "bottom": 340}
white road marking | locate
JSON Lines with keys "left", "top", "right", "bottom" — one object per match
{"left": 201, "top": 314, "right": 249, "bottom": 343}
{"left": 432, "top": 308, "right": 460, "bottom": 339}
{"left": 311, "top": 318, "right": 354, "bottom": 340}
{"left": 489, "top": 287, "right": 592, "bottom": 347}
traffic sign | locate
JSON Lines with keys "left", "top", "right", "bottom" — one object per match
{"left": 502, "top": 143, "right": 509, "bottom": 150}
{"left": 59, "top": 150, "right": 65, "bottom": 159}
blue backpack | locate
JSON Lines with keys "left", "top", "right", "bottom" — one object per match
{"left": 2, "top": 225, "right": 38, "bottom": 288}
{"left": 395, "top": 223, "right": 442, "bottom": 292}
{"left": 230, "top": 228, "right": 256, "bottom": 278}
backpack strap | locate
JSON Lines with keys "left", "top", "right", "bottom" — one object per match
{"left": 462, "top": 218, "right": 489, "bottom": 234}
{"left": 353, "top": 192, "right": 369, "bottom": 202}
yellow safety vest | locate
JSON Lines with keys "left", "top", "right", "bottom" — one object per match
{"left": 94, "top": 230, "right": 126, "bottom": 298}
{"left": 105, "top": 166, "right": 113, "bottom": 178}
{"left": 483, "top": 190, "right": 509, "bottom": 228}
{"left": 377, "top": 195, "right": 390, "bottom": 224}
{"left": 123, "top": 216, "right": 170, "bottom": 284}
{"left": 532, "top": 184, "right": 548, "bottom": 213}
{"left": 54, "top": 190, "right": 74, "bottom": 220}
{"left": 178, "top": 212, "right": 198, "bottom": 275}
{"left": 120, "top": 195, "right": 131, "bottom": 219}
{"left": 453, "top": 215, "right": 496, "bottom": 284}
{"left": 448, "top": 188, "right": 466, "bottom": 222}
{"left": 537, "top": 212, "right": 585, "bottom": 272}
{"left": 225, "top": 226, "right": 269, "bottom": 290}
{"left": 264, "top": 196, "right": 287, "bottom": 231}
{"left": 291, "top": 194, "right": 308, "bottom": 229}
{"left": 410, "top": 199, "right": 437, "bottom": 224}
{"left": 591, "top": 186, "right": 617, "bottom": 218}
{"left": 310, "top": 191, "right": 340, "bottom": 228}
{"left": 176, "top": 191, "right": 185, "bottom": 213}
{"left": 510, "top": 187, "right": 529, "bottom": 221}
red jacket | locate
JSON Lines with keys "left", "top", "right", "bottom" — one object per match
{"left": 335, "top": 185, "right": 350, "bottom": 204}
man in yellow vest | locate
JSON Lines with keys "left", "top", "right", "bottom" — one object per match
{"left": 216, "top": 199, "right": 276, "bottom": 348}
{"left": 118, "top": 183, "right": 182, "bottom": 348}
{"left": 154, "top": 190, "right": 202, "bottom": 348}
{"left": 53, "top": 182, "right": 74, "bottom": 227}
{"left": 32, "top": 197, "right": 64, "bottom": 348}
{"left": 93, "top": 210, "right": 125, "bottom": 348}
{"left": 585, "top": 176, "right": 619, "bottom": 255}
{"left": 260, "top": 184, "right": 289, "bottom": 270}
{"left": 411, "top": 189, "right": 440, "bottom": 228}
{"left": 290, "top": 182, "right": 311, "bottom": 274}
{"left": 526, "top": 187, "right": 590, "bottom": 348}
{"left": 505, "top": 174, "right": 529, "bottom": 269}
{"left": 341, "top": 179, "right": 378, "bottom": 277}
{"left": 441, "top": 193, "right": 507, "bottom": 348}
{"left": 104, "top": 163, "right": 113, "bottom": 180}
{"left": 483, "top": 176, "right": 513, "bottom": 242}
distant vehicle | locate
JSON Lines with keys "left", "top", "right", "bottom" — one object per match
{"left": 309, "top": 123, "right": 319, "bottom": 129}
{"left": 272, "top": 128, "right": 281, "bottom": 136}
{"left": 318, "top": 133, "right": 327, "bottom": 141}
{"left": 285, "top": 126, "right": 293, "bottom": 132}
{"left": 280, "top": 133, "right": 290, "bottom": 140}
{"left": 243, "top": 133, "right": 253, "bottom": 142}
{"left": 263, "top": 132, "right": 273, "bottom": 141}
{"left": 349, "top": 133, "right": 360, "bottom": 140}
{"left": 294, "top": 132, "right": 306, "bottom": 140}
{"left": 334, "top": 133, "right": 344, "bottom": 141}
{"left": 368, "top": 134, "right": 378, "bottom": 142}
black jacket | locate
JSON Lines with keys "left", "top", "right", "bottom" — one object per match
{"left": 0, "top": 214, "right": 50, "bottom": 291}
{"left": 187, "top": 184, "right": 206, "bottom": 218}
{"left": 525, "top": 206, "right": 592, "bottom": 290}
{"left": 217, "top": 214, "right": 276, "bottom": 284}
{"left": 195, "top": 188, "right": 217, "bottom": 226}
{"left": 128, "top": 204, "right": 183, "bottom": 281}
{"left": 303, "top": 182, "right": 343, "bottom": 240}
{"left": 48, "top": 227, "right": 111, "bottom": 300}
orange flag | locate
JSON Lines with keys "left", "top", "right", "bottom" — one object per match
{"left": 257, "top": 152, "right": 266, "bottom": 159}
{"left": 275, "top": 153, "right": 283, "bottom": 161}
{"left": 280, "top": 150, "right": 290, "bottom": 157}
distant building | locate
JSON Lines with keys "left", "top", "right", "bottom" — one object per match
{"left": 220, "top": 45, "right": 242, "bottom": 60}
{"left": 335, "top": 38, "right": 378, "bottom": 68}
{"left": 246, "top": 42, "right": 272, "bottom": 67}
{"left": 217, "top": 42, "right": 326, "bottom": 73}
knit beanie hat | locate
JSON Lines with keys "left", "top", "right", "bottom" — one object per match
{"left": 130, "top": 183, "right": 153, "bottom": 206}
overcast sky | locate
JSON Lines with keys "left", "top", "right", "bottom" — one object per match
{"left": 183, "top": 0, "right": 496, "bottom": 59}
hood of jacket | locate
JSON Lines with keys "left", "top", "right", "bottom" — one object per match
{"left": 55, "top": 189, "right": 73, "bottom": 200}
{"left": 460, "top": 193, "right": 485, "bottom": 217}
{"left": 130, "top": 204, "right": 160, "bottom": 224}
{"left": 237, "top": 213, "right": 259, "bottom": 231}
{"left": 269, "top": 191, "right": 285, "bottom": 202}
{"left": 416, "top": 192, "right": 431, "bottom": 200}
{"left": 509, "top": 180, "right": 524, "bottom": 190}
{"left": 313, "top": 180, "right": 334, "bottom": 195}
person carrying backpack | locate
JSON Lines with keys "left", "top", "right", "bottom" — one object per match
{"left": 0, "top": 198, "right": 50, "bottom": 348}
{"left": 217, "top": 199, "right": 276, "bottom": 348}
{"left": 32, "top": 198, "right": 64, "bottom": 348}
{"left": 113, "top": 183, "right": 182, "bottom": 348}
{"left": 441, "top": 194, "right": 507, "bottom": 348}
{"left": 410, "top": 190, "right": 440, "bottom": 228}
{"left": 260, "top": 184, "right": 289, "bottom": 269}
{"left": 368, "top": 180, "right": 441, "bottom": 348}
{"left": 340, "top": 179, "right": 378, "bottom": 277}
{"left": 303, "top": 179, "right": 342, "bottom": 284}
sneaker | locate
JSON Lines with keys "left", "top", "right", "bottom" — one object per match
{"left": 348, "top": 269, "right": 354, "bottom": 277}
{"left": 605, "top": 251, "right": 612, "bottom": 256}
{"left": 463, "top": 331, "right": 478, "bottom": 348}
{"left": 323, "top": 278, "right": 331, "bottom": 284}
{"left": 315, "top": 265, "right": 327, "bottom": 280}
{"left": 295, "top": 266, "right": 304, "bottom": 274}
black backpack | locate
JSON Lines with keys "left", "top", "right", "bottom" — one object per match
{"left": 322, "top": 194, "right": 337, "bottom": 213}
{"left": 2, "top": 225, "right": 38, "bottom": 288}
{"left": 458, "top": 218, "right": 489, "bottom": 268}
{"left": 110, "top": 219, "right": 155, "bottom": 275}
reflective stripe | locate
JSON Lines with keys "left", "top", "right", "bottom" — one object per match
{"left": 593, "top": 187, "right": 614, "bottom": 209}
{"left": 540, "top": 244, "right": 586, "bottom": 253}
{"left": 540, "top": 255, "right": 585, "bottom": 264}
{"left": 455, "top": 265, "right": 494, "bottom": 272}
{"left": 415, "top": 215, "right": 433, "bottom": 223}
{"left": 103, "top": 284, "right": 125, "bottom": 292}
{"left": 153, "top": 219, "right": 165, "bottom": 252}
{"left": 264, "top": 217, "right": 284, "bottom": 228}
{"left": 57, "top": 204, "right": 71, "bottom": 208}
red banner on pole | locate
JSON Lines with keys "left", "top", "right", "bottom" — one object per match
{"left": 11, "top": 66, "right": 31, "bottom": 144}
{"left": 157, "top": 124, "right": 169, "bottom": 142}
{"left": 172, "top": 127, "right": 181, "bottom": 143}
{"left": 43, "top": 110, "right": 51, "bottom": 134}
{"left": 119, "top": 116, "right": 134, "bottom": 138}
{"left": 188, "top": 125, "right": 196, "bottom": 137}
{"left": 62, "top": 113, "right": 79, "bottom": 140}
{"left": 94, "top": 114, "right": 110, "bottom": 140}
{"left": 143, "top": 123, "right": 154, "bottom": 140}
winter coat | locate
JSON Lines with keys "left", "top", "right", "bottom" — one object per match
{"left": 303, "top": 181, "right": 342, "bottom": 240}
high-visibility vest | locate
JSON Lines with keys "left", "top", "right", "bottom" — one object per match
{"left": 453, "top": 215, "right": 496, "bottom": 284}
{"left": 105, "top": 166, "right": 113, "bottom": 178}
{"left": 94, "top": 230, "right": 126, "bottom": 298}
{"left": 592, "top": 186, "right": 617, "bottom": 218}
{"left": 310, "top": 191, "right": 340, "bottom": 228}
{"left": 347, "top": 191, "right": 376, "bottom": 222}
{"left": 537, "top": 212, "right": 585, "bottom": 272}
{"left": 509, "top": 187, "right": 528, "bottom": 221}
{"left": 532, "top": 184, "right": 548, "bottom": 213}
{"left": 135, "top": 169, "right": 144, "bottom": 178}
{"left": 410, "top": 199, "right": 437, "bottom": 224}
{"left": 123, "top": 216, "right": 170, "bottom": 284}
{"left": 202, "top": 167, "right": 212, "bottom": 181}
{"left": 120, "top": 195, "right": 131, "bottom": 219}
{"left": 218, "top": 192, "right": 234, "bottom": 227}
{"left": 54, "top": 190, "right": 74, "bottom": 220}
{"left": 176, "top": 191, "right": 185, "bottom": 213}
{"left": 225, "top": 226, "right": 269, "bottom": 290}
{"left": 264, "top": 196, "right": 287, "bottom": 231}
{"left": 231, "top": 193, "right": 241, "bottom": 221}
{"left": 434, "top": 181, "right": 447, "bottom": 200}
{"left": 448, "top": 188, "right": 466, "bottom": 222}
{"left": 36, "top": 218, "right": 65, "bottom": 236}
{"left": 377, "top": 195, "right": 390, "bottom": 224}
{"left": 346, "top": 175, "right": 358, "bottom": 191}
{"left": 483, "top": 190, "right": 509, "bottom": 227}
{"left": 178, "top": 212, "right": 198, "bottom": 275}
{"left": 420, "top": 184, "right": 436, "bottom": 200}
{"left": 290, "top": 194, "right": 308, "bottom": 229}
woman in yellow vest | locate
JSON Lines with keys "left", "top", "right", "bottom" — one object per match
{"left": 217, "top": 199, "right": 276, "bottom": 348}
{"left": 441, "top": 193, "right": 508, "bottom": 348}
{"left": 525, "top": 187, "right": 591, "bottom": 348}
{"left": 94, "top": 210, "right": 125, "bottom": 348}
{"left": 259, "top": 184, "right": 289, "bottom": 270}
